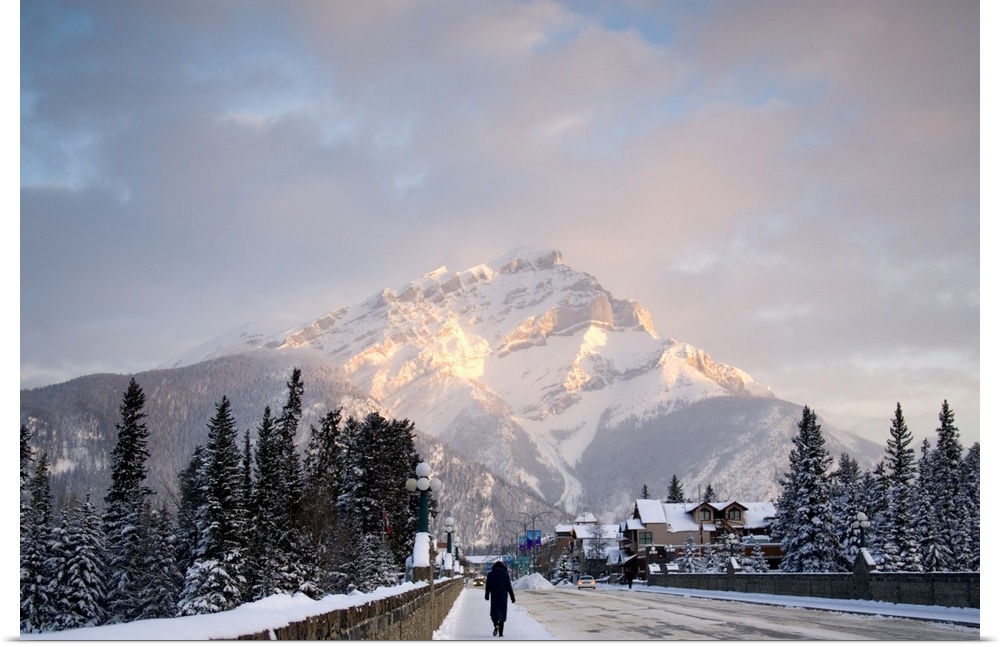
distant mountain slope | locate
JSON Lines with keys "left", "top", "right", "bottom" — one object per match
{"left": 20, "top": 353, "right": 562, "bottom": 548}
{"left": 577, "top": 396, "right": 882, "bottom": 515}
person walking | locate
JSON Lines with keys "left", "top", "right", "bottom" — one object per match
{"left": 485, "top": 560, "right": 515, "bottom": 637}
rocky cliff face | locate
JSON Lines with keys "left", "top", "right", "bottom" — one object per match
{"left": 172, "top": 248, "right": 830, "bottom": 513}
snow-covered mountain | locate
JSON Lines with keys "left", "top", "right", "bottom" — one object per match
{"left": 162, "top": 247, "right": 880, "bottom": 515}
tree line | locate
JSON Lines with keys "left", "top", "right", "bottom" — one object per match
{"left": 773, "top": 400, "right": 978, "bottom": 573}
{"left": 20, "top": 368, "right": 437, "bottom": 633}
{"left": 640, "top": 400, "right": 979, "bottom": 574}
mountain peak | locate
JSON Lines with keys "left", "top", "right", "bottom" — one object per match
{"left": 489, "top": 247, "right": 563, "bottom": 273}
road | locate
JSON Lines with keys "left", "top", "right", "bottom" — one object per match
{"left": 512, "top": 588, "right": 978, "bottom": 640}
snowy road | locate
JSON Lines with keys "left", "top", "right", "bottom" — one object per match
{"left": 434, "top": 585, "right": 979, "bottom": 641}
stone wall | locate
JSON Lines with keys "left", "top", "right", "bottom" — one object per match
{"left": 233, "top": 578, "right": 464, "bottom": 640}
{"left": 646, "top": 570, "right": 979, "bottom": 609}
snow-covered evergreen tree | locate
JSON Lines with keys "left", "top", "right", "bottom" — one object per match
{"left": 666, "top": 475, "right": 685, "bottom": 503}
{"left": 248, "top": 405, "right": 289, "bottom": 598}
{"left": 42, "top": 510, "right": 72, "bottom": 631}
{"left": 879, "top": 404, "right": 922, "bottom": 571}
{"left": 175, "top": 445, "right": 206, "bottom": 578}
{"left": 746, "top": 541, "right": 769, "bottom": 573}
{"left": 915, "top": 437, "right": 951, "bottom": 571}
{"left": 828, "top": 452, "right": 863, "bottom": 569}
{"left": 50, "top": 494, "right": 108, "bottom": 630}
{"left": 103, "top": 378, "right": 155, "bottom": 624}
{"left": 677, "top": 534, "right": 701, "bottom": 573}
{"left": 21, "top": 423, "right": 33, "bottom": 491}
{"left": 133, "top": 503, "right": 183, "bottom": 619}
{"left": 928, "top": 400, "right": 966, "bottom": 571}
{"left": 961, "top": 442, "right": 980, "bottom": 571}
{"left": 705, "top": 541, "right": 726, "bottom": 573}
{"left": 336, "top": 412, "right": 421, "bottom": 592}
{"left": 774, "top": 406, "right": 841, "bottom": 572}
{"left": 178, "top": 397, "right": 249, "bottom": 616}
{"left": 702, "top": 483, "right": 717, "bottom": 503}
{"left": 302, "top": 408, "right": 346, "bottom": 592}
{"left": 21, "top": 453, "right": 54, "bottom": 633}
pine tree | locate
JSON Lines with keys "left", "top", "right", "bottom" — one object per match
{"left": 336, "top": 412, "right": 419, "bottom": 592}
{"left": 302, "top": 409, "right": 346, "bottom": 592}
{"left": 249, "top": 405, "right": 285, "bottom": 598}
{"left": 774, "top": 406, "right": 840, "bottom": 572}
{"left": 241, "top": 429, "right": 253, "bottom": 510}
{"left": 266, "top": 369, "right": 316, "bottom": 596}
{"left": 929, "top": 400, "right": 965, "bottom": 570}
{"left": 747, "top": 541, "right": 769, "bottom": 573}
{"left": 916, "top": 438, "right": 951, "bottom": 571}
{"left": 178, "top": 397, "right": 249, "bottom": 616}
{"left": 21, "top": 453, "right": 54, "bottom": 632}
{"left": 103, "top": 377, "right": 155, "bottom": 623}
{"left": 176, "top": 445, "right": 207, "bottom": 577}
{"left": 42, "top": 509, "right": 72, "bottom": 631}
{"left": 677, "top": 534, "right": 701, "bottom": 573}
{"left": 961, "top": 442, "right": 980, "bottom": 571}
{"left": 21, "top": 423, "right": 33, "bottom": 490}
{"left": 702, "top": 483, "right": 717, "bottom": 503}
{"left": 829, "top": 452, "right": 863, "bottom": 569}
{"left": 133, "top": 503, "right": 183, "bottom": 619}
{"left": 640, "top": 484, "right": 651, "bottom": 499}
{"left": 51, "top": 494, "right": 108, "bottom": 629}
{"left": 879, "top": 404, "right": 922, "bottom": 571}
{"left": 666, "top": 475, "right": 685, "bottom": 503}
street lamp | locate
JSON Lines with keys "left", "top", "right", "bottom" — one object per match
{"left": 853, "top": 512, "right": 871, "bottom": 549}
{"left": 405, "top": 461, "right": 442, "bottom": 580}
{"left": 405, "top": 461, "right": 442, "bottom": 533}
{"left": 517, "top": 511, "right": 551, "bottom": 574}
{"left": 443, "top": 516, "right": 455, "bottom": 576}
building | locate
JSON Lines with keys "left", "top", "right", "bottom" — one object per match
{"left": 617, "top": 499, "right": 781, "bottom": 577}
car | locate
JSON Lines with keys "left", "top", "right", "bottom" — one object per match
{"left": 473, "top": 576, "right": 486, "bottom": 587}
{"left": 576, "top": 575, "right": 596, "bottom": 589}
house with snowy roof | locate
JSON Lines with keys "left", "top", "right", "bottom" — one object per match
{"left": 617, "top": 499, "right": 780, "bottom": 577}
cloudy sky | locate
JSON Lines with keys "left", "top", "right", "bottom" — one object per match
{"left": 20, "top": 0, "right": 981, "bottom": 446}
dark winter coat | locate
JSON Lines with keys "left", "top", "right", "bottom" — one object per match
{"left": 484, "top": 561, "right": 515, "bottom": 622}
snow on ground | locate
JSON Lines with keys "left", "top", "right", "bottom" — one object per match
{"left": 19, "top": 581, "right": 431, "bottom": 641}
{"left": 433, "top": 584, "right": 556, "bottom": 640}
{"left": 512, "top": 572, "right": 554, "bottom": 590}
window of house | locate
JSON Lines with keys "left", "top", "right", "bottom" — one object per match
{"left": 699, "top": 509, "right": 711, "bottom": 521}
{"left": 638, "top": 531, "right": 653, "bottom": 546}
{"left": 728, "top": 509, "right": 742, "bottom": 520}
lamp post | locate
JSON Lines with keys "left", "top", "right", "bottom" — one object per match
{"left": 443, "top": 516, "right": 455, "bottom": 576}
{"left": 505, "top": 518, "right": 530, "bottom": 578}
{"left": 405, "top": 461, "right": 441, "bottom": 581}
{"left": 517, "top": 511, "right": 551, "bottom": 574}
{"left": 853, "top": 511, "right": 871, "bottom": 549}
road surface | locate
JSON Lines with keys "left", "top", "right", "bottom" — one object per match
{"left": 515, "top": 588, "right": 977, "bottom": 640}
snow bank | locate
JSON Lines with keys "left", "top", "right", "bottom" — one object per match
{"left": 513, "top": 573, "right": 555, "bottom": 590}
{"left": 21, "top": 584, "right": 428, "bottom": 641}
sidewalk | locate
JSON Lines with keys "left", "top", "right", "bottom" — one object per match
{"left": 433, "top": 587, "right": 555, "bottom": 640}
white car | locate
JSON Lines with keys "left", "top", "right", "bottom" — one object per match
{"left": 577, "top": 575, "right": 596, "bottom": 589}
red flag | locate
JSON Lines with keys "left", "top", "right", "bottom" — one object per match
{"left": 384, "top": 510, "right": 392, "bottom": 535}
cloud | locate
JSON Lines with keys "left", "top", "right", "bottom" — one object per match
{"left": 19, "top": 0, "right": 980, "bottom": 445}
